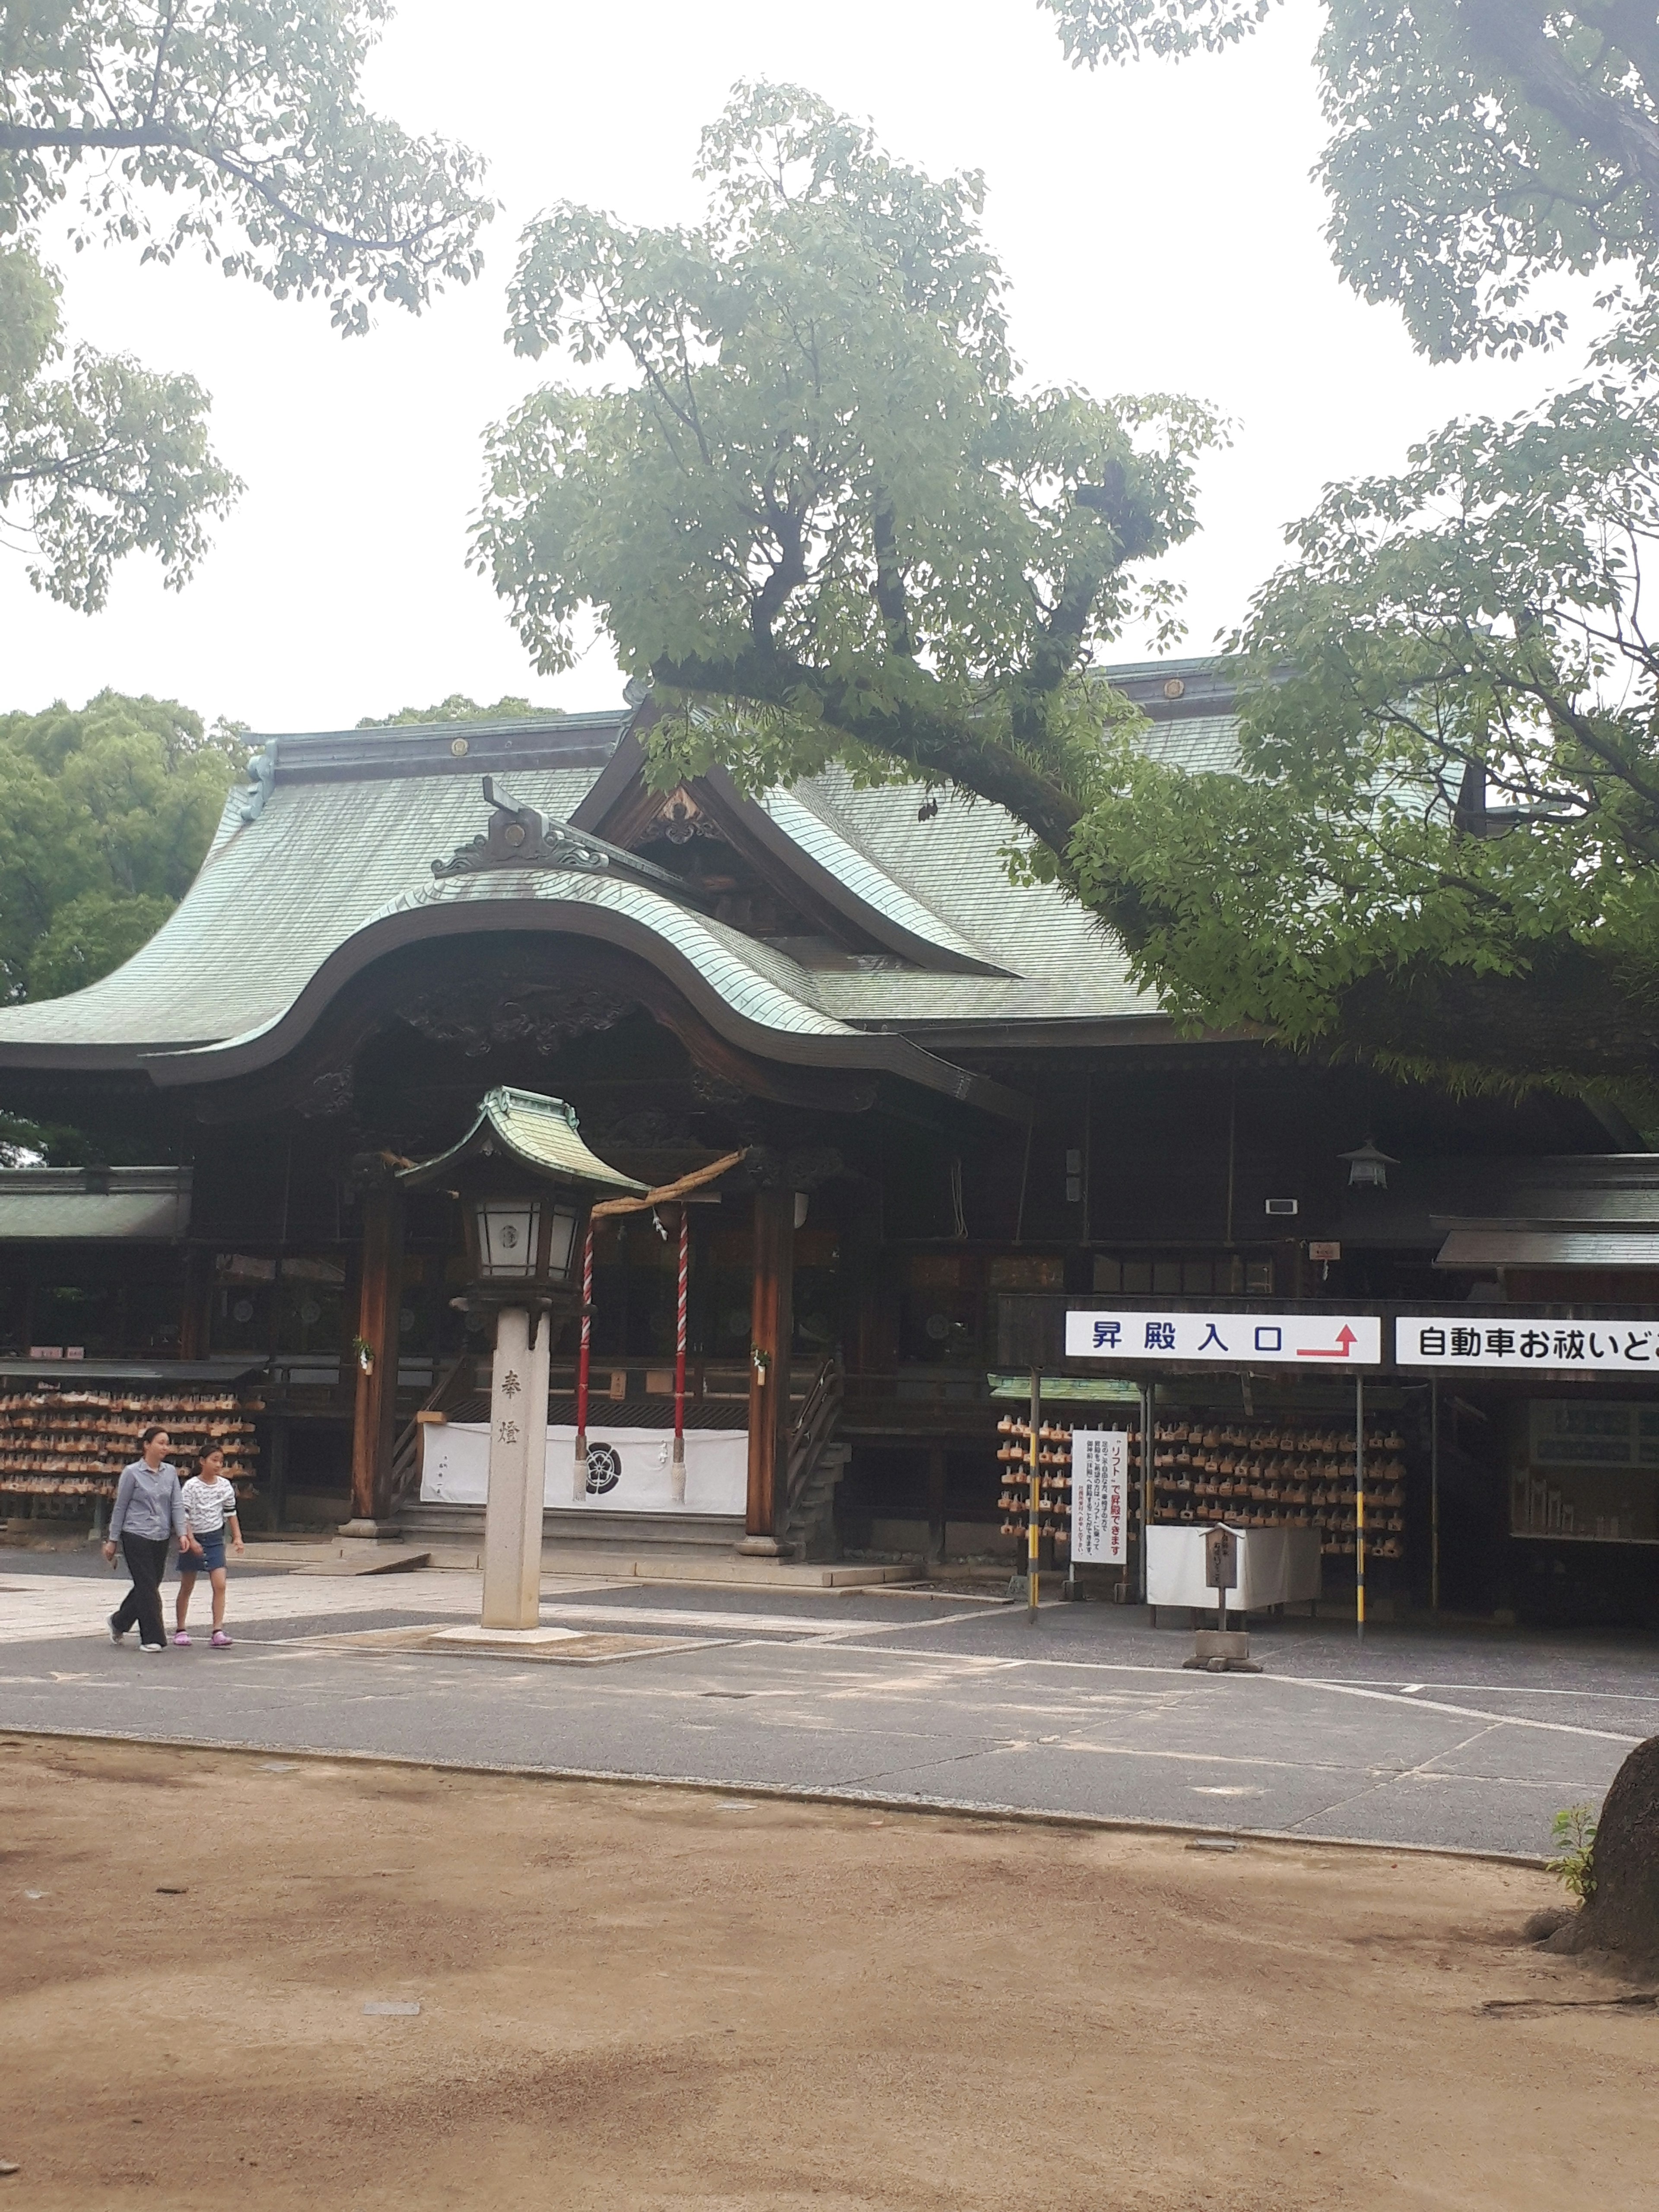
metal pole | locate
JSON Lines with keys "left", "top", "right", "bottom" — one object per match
{"left": 1354, "top": 1372, "right": 1366, "bottom": 1645}
{"left": 1027, "top": 1365, "right": 1041, "bottom": 1622}
{"left": 572, "top": 1222, "right": 594, "bottom": 1503}
{"left": 1139, "top": 1380, "right": 1154, "bottom": 1604}
{"left": 1430, "top": 1373, "right": 1440, "bottom": 1614}
{"left": 671, "top": 1204, "right": 689, "bottom": 1505}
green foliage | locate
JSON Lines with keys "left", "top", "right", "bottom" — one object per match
{"left": 0, "top": 2, "right": 492, "bottom": 604}
{"left": 1548, "top": 1803, "right": 1598, "bottom": 1901}
{"left": 0, "top": 241, "right": 240, "bottom": 607}
{"left": 0, "top": 1, "right": 493, "bottom": 330}
{"left": 474, "top": 82, "right": 1220, "bottom": 856}
{"left": 0, "top": 690, "right": 240, "bottom": 1002}
{"left": 1042, "top": 0, "right": 1659, "bottom": 361}
{"left": 356, "top": 695, "right": 564, "bottom": 727}
{"left": 25, "top": 887, "right": 175, "bottom": 998}
{"left": 1069, "top": 380, "right": 1659, "bottom": 1099}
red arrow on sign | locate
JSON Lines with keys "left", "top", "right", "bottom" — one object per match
{"left": 1298, "top": 1325, "right": 1359, "bottom": 1360}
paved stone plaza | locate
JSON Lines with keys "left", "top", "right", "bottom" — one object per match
{"left": 2, "top": 1551, "right": 1651, "bottom": 1857}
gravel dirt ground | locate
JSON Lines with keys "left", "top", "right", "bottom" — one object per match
{"left": 3, "top": 1734, "right": 1655, "bottom": 2212}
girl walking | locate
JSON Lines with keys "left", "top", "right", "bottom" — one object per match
{"left": 174, "top": 1447, "right": 245, "bottom": 1648}
{"left": 105, "top": 1427, "right": 197, "bottom": 1653}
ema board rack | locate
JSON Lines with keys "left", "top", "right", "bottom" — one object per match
{"left": 994, "top": 1415, "right": 1142, "bottom": 1552}
{"left": 0, "top": 1389, "right": 261, "bottom": 1501}
{"left": 1150, "top": 1417, "right": 1406, "bottom": 1560}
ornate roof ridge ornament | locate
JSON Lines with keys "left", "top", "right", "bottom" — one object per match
{"left": 431, "top": 776, "right": 694, "bottom": 897}
{"left": 238, "top": 742, "right": 279, "bottom": 824}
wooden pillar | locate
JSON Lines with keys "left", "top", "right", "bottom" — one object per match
{"left": 266, "top": 1417, "right": 290, "bottom": 1530}
{"left": 179, "top": 1248, "right": 213, "bottom": 1360}
{"left": 346, "top": 1177, "right": 405, "bottom": 1531}
{"left": 927, "top": 1446, "right": 948, "bottom": 1564}
{"left": 741, "top": 1187, "right": 795, "bottom": 1554}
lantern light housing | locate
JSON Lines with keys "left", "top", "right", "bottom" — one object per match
{"left": 1340, "top": 1138, "right": 1400, "bottom": 1190}
{"left": 399, "top": 1087, "right": 645, "bottom": 1328}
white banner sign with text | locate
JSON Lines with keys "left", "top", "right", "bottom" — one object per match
{"left": 1065, "top": 1310, "right": 1382, "bottom": 1366}
{"left": 1072, "top": 1428, "right": 1129, "bottom": 1564}
{"left": 1397, "top": 1317, "right": 1659, "bottom": 1373}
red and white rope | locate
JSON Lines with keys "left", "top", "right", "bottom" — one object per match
{"left": 671, "top": 1207, "right": 689, "bottom": 1500}
{"left": 573, "top": 1223, "right": 594, "bottom": 1501}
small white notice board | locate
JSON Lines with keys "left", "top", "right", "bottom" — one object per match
{"left": 1071, "top": 1428, "right": 1129, "bottom": 1564}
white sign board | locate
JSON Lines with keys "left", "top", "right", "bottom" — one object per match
{"left": 1397, "top": 1317, "right": 1659, "bottom": 1374}
{"left": 1065, "top": 1310, "right": 1382, "bottom": 1366}
{"left": 1071, "top": 1428, "right": 1129, "bottom": 1564}
{"left": 420, "top": 1423, "right": 748, "bottom": 1515}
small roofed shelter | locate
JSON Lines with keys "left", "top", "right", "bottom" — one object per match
{"left": 0, "top": 1168, "right": 193, "bottom": 1364}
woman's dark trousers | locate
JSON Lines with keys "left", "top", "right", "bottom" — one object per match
{"left": 113, "top": 1535, "right": 170, "bottom": 1646}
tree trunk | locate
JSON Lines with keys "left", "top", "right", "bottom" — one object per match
{"left": 1564, "top": 1735, "right": 1659, "bottom": 1960}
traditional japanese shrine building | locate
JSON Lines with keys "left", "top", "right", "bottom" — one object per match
{"left": 2, "top": 660, "right": 1656, "bottom": 1622}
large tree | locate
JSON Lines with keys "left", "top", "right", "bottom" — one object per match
{"left": 475, "top": 83, "right": 1219, "bottom": 869}
{"left": 1071, "top": 385, "right": 1659, "bottom": 1097}
{"left": 474, "top": 78, "right": 1659, "bottom": 1118}
{"left": 0, "top": 0, "right": 491, "bottom": 607}
{"left": 1032, "top": 0, "right": 1659, "bottom": 1112}
{"left": 1040, "top": 0, "right": 1659, "bottom": 362}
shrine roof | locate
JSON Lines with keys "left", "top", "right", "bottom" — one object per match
{"left": 0, "top": 664, "right": 1252, "bottom": 1078}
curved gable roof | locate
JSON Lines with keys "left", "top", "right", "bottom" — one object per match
{"left": 0, "top": 665, "right": 1244, "bottom": 1077}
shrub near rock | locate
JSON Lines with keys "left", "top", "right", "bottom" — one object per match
{"left": 1560, "top": 1736, "right": 1659, "bottom": 1961}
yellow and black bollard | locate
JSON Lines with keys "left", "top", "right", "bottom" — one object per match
{"left": 1354, "top": 1373, "right": 1366, "bottom": 1646}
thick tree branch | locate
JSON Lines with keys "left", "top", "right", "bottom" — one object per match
{"left": 1580, "top": 0, "right": 1659, "bottom": 110}
{"left": 870, "top": 495, "right": 914, "bottom": 657}
{"left": 0, "top": 124, "right": 460, "bottom": 257}
{"left": 1460, "top": 0, "right": 1659, "bottom": 201}
{"left": 652, "top": 643, "right": 1086, "bottom": 853}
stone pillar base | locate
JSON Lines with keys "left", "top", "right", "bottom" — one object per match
{"left": 1183, "top": 1627, "right": 1262, "bottom": 1673}
{"left": 734, "top": 1535, "right": 795, "bottom": 1559}
{"left": 481, "top": 1305, "right": 551, "bottom": 1630}
{"left": 339, "top": 1518, "right": 402, "bottom": 1540}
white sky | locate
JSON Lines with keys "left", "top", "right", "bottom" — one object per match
{"left": 0, "top": 0, "right": 1605, "bottom": 737}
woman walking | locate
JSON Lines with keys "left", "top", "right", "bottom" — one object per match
{"left": 174, "top": 1447, "right": 244, "bottom": 1648}
{"left": 104, "top": 1427, "right": 198, "bottom": 1654}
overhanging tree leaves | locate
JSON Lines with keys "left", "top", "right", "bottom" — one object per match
{"left": 1032, "top": 0, "right": 1659, "bottom": 1106}
{"left": 0, "top": 240, "right": 237, "bottom": 608}
{"left": 1070, "top": 381, "right": 1659, "bottom": 1098}
{"left": 1041, "top": 0, "right": 1659, "bottom": 362}
{"left": 475, "top": 81, "right": 1220, "bottom": 862}
{"left": 0, "top": 0, "right": 492, "bottom": 605}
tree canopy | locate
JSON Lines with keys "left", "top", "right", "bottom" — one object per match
{"left": 471, "top": 77, "right": 1659, "bottom": 1119}
{"left": 0, "top": 688, "right": 240, "bottom": 1003}
{"left": 0, "top": 1, "right": 492, "bottom": 607}
{"left": 1071, "top": 384, "right": 1659, "bottom": 1100}
{"left": 357, "top": 693, "right": 563, "bottom": 727}
{"left": 1030, "top": 2, "right": 1659, "bottom": 1114}
{"left": 475, "top": 82, "right": 1220, "bottom": 859}
{"left": 1041, "top": 0, "right": 1659, "bottom": 362}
